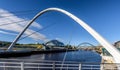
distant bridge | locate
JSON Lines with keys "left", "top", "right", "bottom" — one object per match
{"left": 7, "top": 8, "right": 120, "bottom": 63}
{"left": 77, "top": 42, "right": 96, "bottom": 51}
{"left": 77, "top": 42, "right": 95, "bottom": 48}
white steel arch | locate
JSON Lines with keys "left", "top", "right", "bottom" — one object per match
{"left": 7, "top": 8, "right": 120, "bottom": 63}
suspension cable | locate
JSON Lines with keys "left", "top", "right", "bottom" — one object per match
{"left": 0, "top": 20, "right": 26, "bottom": 26}
{"left": 0, "top": 9, "right": 39, "bottom": 14}
{"left": 18, "top": 22, "right": 58, "bottom": 41}
{"left": 60, "top": 25, "right": 76, "bottom": 70}
{"left": 0, "top": 12, "right": 36, "bottom": 19}
{"left": 0, "top": 9, "right": 40, "bottom": 19}
{"left": 0, "top": 14, "right": 52, "bottom": 27}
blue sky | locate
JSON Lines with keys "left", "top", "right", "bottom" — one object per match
{"left": 0, "top": 0, "right": 120, "bottom": 46}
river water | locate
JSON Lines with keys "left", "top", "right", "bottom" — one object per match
{"left": 0, "top": 50, "right": 101, "bottom": 70}
{"left": 15, "top": 50, "right": 101, "bottom": 63}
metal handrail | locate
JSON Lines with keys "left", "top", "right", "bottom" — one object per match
{"left": 0, "top": 59, "right": 119, "bottom": 70}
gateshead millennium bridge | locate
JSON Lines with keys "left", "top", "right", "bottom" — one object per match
{"left": 7, "top": 8, "right": 120, "bottom": 63}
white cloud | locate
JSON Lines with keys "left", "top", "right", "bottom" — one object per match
{"left": 0, "top": 8, "right": 48, "bottom": 41}
{"left": 0, "top": 30, "right": 17, "bottom": 35}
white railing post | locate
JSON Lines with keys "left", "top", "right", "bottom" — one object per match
{"left": 53, "top": 62, "right": 55, "bottom": 70}
{"left": 21, "top": 62, "right": 24, "bottom": 70}
{"left": 91, "top": 65, "right": 93, "bottom": 70}
{"left": 79, "top": 63, "right": 81, "bottom": 70}
{"left": 3, "top": 62, "right": 6, "bottom": 70}
{"left": 67, "top": 64, "right": 68, "bottom": 70}
{"left": 100, "top": 63, "right": 103, "bottom": 70}
{"left": 38, "top": 63, "right": 40, "bottom": 70}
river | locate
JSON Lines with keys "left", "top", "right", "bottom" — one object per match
{"left": 14, "top": 50, "right": 101, "bottom": 63}
{"left": 0, "top": 50, "right": 101, "bottom": 70}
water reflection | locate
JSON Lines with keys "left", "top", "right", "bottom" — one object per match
{"left": 14, "top": 50, "right": 101, "bottom": 63}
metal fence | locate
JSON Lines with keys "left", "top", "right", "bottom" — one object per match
{"left": 0, "top": 59, "right": 119, "bottom": 70}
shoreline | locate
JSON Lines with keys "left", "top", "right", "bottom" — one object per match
{"left": 0, "top": 49, "right": 78, "bottom": 58}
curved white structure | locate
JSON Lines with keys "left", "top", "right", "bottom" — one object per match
{"left": 7, "top": 8, "right": 120, "bottom": 63}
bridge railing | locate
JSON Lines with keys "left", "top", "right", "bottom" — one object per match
{"left": 0, "top": 59, "right": 120, "bottom": 70}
